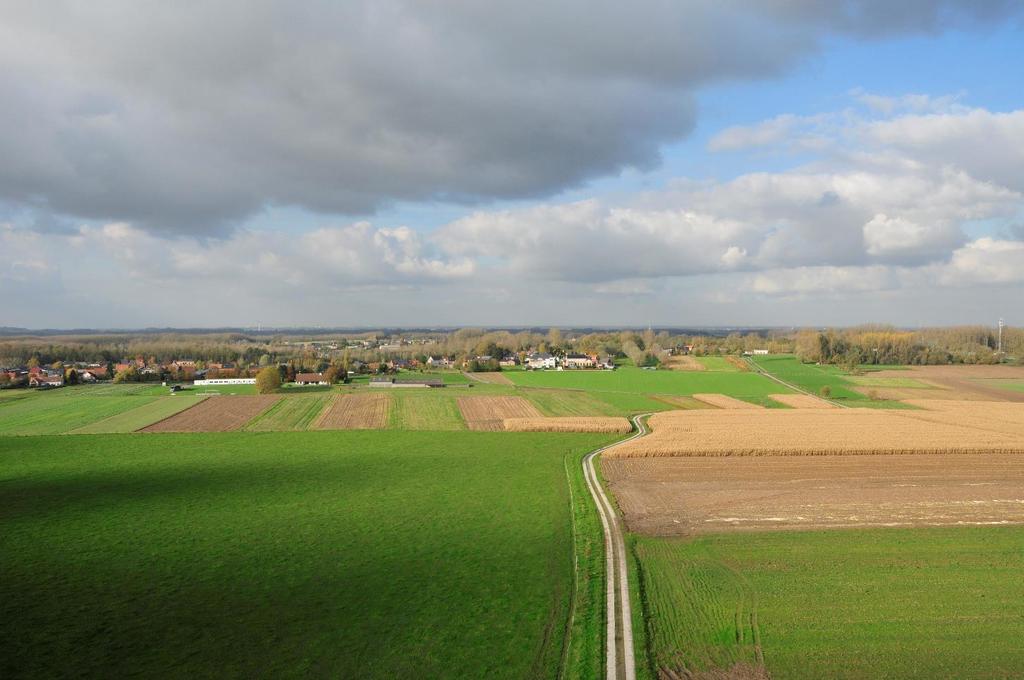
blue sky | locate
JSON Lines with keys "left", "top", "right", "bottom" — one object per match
{"left": 2, "top": 3, "right": 1023, "bottom": 328}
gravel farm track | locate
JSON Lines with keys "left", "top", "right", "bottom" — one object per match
{"left": 581, "top": 413, "right": 651, "bottom": 680}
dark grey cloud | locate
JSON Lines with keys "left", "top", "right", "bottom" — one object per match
{"left": 0, "top": 1, "right": 1019, "bottom": 235}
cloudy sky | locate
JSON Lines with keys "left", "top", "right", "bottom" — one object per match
{"left": 2, "top": 1, "right": 1023, "bottom": 328}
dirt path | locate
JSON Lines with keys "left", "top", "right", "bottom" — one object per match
{"left": 581, "top": 413, "right": 651, "bottom": 680}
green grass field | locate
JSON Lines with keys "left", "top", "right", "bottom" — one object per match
{"left": 845, "top": 374, "right": 934, "bottom": 388}
{"left": 0, "top": 394, "right": 158, "bottom": 435}
{"left": 387, "top": 391, "right": 468, "bottom": 430}
{"left": 0, "top": 430, "right": 614, "bottom": 679}
{"left": 977, "top": 379, "right": 1024, "bottom": 394}
{"left": 633, "top": 527, "right": 1024, "bottom": 679}
{"left": 693, "top": 356, "right": 740, "bottom": 372}
{"left": 507, "top": 367, "right": 789, "bottom": 400}
{"left": 71, "top": 395, "right": 208, "bottom": 433}
{"left": 748, "top": 355, "right": 913, "bottom": 408}
{"left": 243, "top": 395, "right": 329, "bottom": 431}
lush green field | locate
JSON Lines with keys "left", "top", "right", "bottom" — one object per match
{"left": 387, "top": 391, "right": 468, "bottom": 430}
{"left": 693, "top": 356, "right": 740, "bottom": 372}
{"left": 977, "top": 379, "right": 1024, "bottom": 394}
{"left": 0, "top": 430, "right": 614, "bottom": 679}
{"left": 845, "top": 374, "right": 933, "bottom": 388}
{"left": 507, "top": 367, "right": 789, "bottom": 400}
{"left": 71, "top": 395, "right": 208, "bottom": 433}
{"left": 748, "top": 355, "right": 913, "bottom": 408}
{"left": 632, "top": 527, "right": 1024, "bottom": 679}
{"left": 0, "top": 394, "right": 158, "bottom": 435}
{"left": 243, "top": 395, "right": 329, "bottom": 431}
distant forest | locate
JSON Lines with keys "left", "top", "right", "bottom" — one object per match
{"left": 0, "top": 325, "right": 1019, "bottom": 373}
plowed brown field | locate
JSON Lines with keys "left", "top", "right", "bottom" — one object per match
{"left": 602, "top": 453, "right": 1024, "bottom": 535}
{"left": 314, "top": 393, "right": 390, "bottom": 429}
{"left": 467, "top": 372, "right": 514, "bottom": 385}
{"left": 871, "top": 364, "right": 1024, "bottom": 402}
{"left": 141, "top": 395, "right": 279, "bottom": 432}
{"left": 502, "top": 416, "right": 632, "bottom": 433}
{"left": 457, "top": 396, "right": 541, "bottom": 431}
{"left": 769, "top": 393, "right": 836, "bottom": 409}
{"left": 691, "top": 393, "right": 762, "bottom": 409}
{"left": 663, "top": 355, "right": 705, "bottom": 371}
{"left": 606, "top": 405, "right": 1024, "bottom": 457}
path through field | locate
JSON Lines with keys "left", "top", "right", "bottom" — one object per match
{"left": 581, "top": 413, "right": 651, "bottom": 680}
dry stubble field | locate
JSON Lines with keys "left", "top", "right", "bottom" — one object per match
{"left": 141, "top": 395, "right": 280, "bottom": 432}
{"left": 315, "top": 393, "right": 391, "bottom": 429}
{"left": 457, "top": 396, "right": 542, "bottom": 431}
{"left": 604, "top": 453, "right": 1024, "bottom": 534}
{"left": 502, "top": 416, "right": 632, "bottom": 433}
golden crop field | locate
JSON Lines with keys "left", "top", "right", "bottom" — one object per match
{"left": 457, "top": 396, "right": 542, "bottom": 431}
{"left": 606, "top": 405, "right": 1024, "bottom": 458}
{"left": 768, "top": 393, "right": 836, "bottom": 409}
{"left": 691, "top": 393, "right": 762, "bottom": 409}
{"left": 502, "top": 417, "right": 632, "bottom": 433}
{"left": 662, "top": 355, "right": 705, "bottom": 371}
{"left": 314, "top": 393, "right": 391, "bottom": 429}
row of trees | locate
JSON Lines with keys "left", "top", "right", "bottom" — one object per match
{"left": 795, "top": 326, "right": 1023, "bottom": 366}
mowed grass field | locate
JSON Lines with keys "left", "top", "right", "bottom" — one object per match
{"left": 0, "top": 393, "right": 158, "bottom": 435}
{"left": 243, "top": 395, "right": 329, "bottom": 431}
{"left": 632, "top": 527, "right": 1024, "bottom": 679}
{"left": 0, "top": 430, "right": 614, "bottom": 679}
{"left": 749, "top": 355, "right": 912, "bottom": 408}
{"left": 507, "top": 366, "right": 789, "bottom": 403}
{"left": 71, "top": 395, "right": 208, "bottom": 433}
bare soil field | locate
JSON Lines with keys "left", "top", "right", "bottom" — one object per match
{"left": 651, "top": 395, "right": 716, "bottom": 410}
{"left": 457, "top": 396, "right": 541, "bottom": 431}
{"left": 602, "top": 453, "right": 1024, "bottom": 535}
{"left": 141, "top": 395, "right": 279, "bottom": 432}
{"left": 870, "top": 365, "right": 1024, "bottom": 402}
{"left": 691, "top": 394, "right": 762, "bottom": 409}
{"left": 502, "top": 416, "right": 632, "bottom": 433}
{"left": 768, "top": 393, "right": 836, "bottom": 409}
{"left": 314, "top": 393, "right": 390, "bottom": 429}
{"left": 663, "top": 355, "right": 705, "bottom": 371}
{"left": 606, "top": 406, "right": 1024, "bottom": 457}
{"left": 466, "top": 372, "right": 514, "bottom": 385}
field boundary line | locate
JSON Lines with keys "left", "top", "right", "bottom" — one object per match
{"left": 582, "top": 412, "right": 652, "bottom": 680}
{"left": 130, "top": 394, "right": 209, "bottom": 433}
{"left": 745, "top": 357, "right": 850, "bottom": 409}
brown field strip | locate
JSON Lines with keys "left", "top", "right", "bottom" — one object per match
{"left": 898, "top": 400, "right": 1024, "bottom": 437}
{"left": 502, "top": 417, "right": 632, "bottom": 433}
{"left": 314, "top": 392, "right": 390, "bottom": 429}
{"left": 871, "top": 365, "right": 1024, "bottom": 402}
{"left": 602, "top": 453, "right": 1024, "bottom": 535}
{"left": 725, "top": 356, "right": 750, "bottom": 371}
{"left": 606, "top": 406, "right": 1024, "bottom": 458}
{"left": 769, "top": 393, "right": 836, "bottom": 409}
{"left": 691, "top": 393, "right": 762, "bottom": 409}
{"left": 651, "top": 395, "right": 717, "bottom": 409}
{"left": 467, "top": 372, "right": 514, "bottom": 385}
{"left": 663, "top": 355, "right": 705, "bottom": 371}
{"left": 457, "top": 396, "right": 542, "bottom": 431}
{"left": 141, "top": 395, "right": 280, "bottom": 432}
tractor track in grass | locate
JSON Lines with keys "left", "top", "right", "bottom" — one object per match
{"left": 580, "top": 412, "right": 652, "bottom": 680}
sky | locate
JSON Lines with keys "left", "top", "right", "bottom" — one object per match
{"left": 2, "top": 1, "right": 1023, "bottom": 329}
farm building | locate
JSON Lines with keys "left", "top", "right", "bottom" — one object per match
{"left": 563, "top": 353, "right": 596, "bottom": 369}
{"left": 294, "top": 372, "right": 329, "bottom": 385}
{"left": 499, "top": 355, "right": 519, "bottom": 367}
{"left": 193, "top": 378, "right": 257, "bottom": 386}
{"left": 369, "top": 377, "right": 444, "bottom": 388}
{"left": 29, "top": 374, "right": 64, "bottom": 388}
{"left": 526, "top": 352, "right": 557, "bottom": 369}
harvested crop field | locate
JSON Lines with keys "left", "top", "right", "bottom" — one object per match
{"left": 602, "top": 453, "right": 1024, "bottom": 535}
{"left": 663, "top": 355, "right": 705, "bottom": 371}
{"left": 870, "top": 364, "right": 1024, "bottom": 402}
{"left": 314, "top": 393, "right": 390, "bottom": 429}
{"left": 691, "top": 393, "right": 761, "bottom": 409}
{"left": 650, "top": 395, "right": 714, "bottom": 410}
{"left": 466, "top": 372, "right": 514, "bottom": 385}
{"left": 141, "top": 396, "right": 279, "bottom": 433}
{"left": 606, "top": 406, "right": 1024, "bottom": 457}
{"left": 457, "top": 396, "right": 541, "bottom": 431}
{"left": 502, "top": 416, "right": 632, "bottom": 433}
{"left": 768, "top": 393, "right": 836, "bottom": 409}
